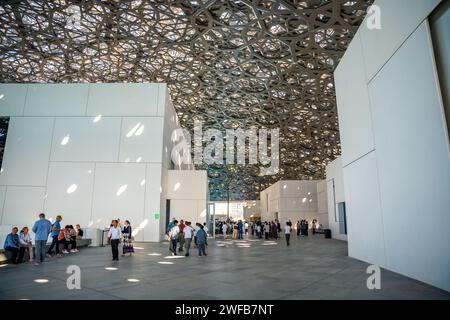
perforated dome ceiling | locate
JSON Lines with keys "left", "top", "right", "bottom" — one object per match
{"left": 0, "top": 0, "right": 373, "bottom": 200}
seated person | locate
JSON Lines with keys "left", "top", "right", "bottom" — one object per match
{"left": 3, "top": 227, "right": 20, "bottom": 264}
{"left": 76, "top": 224, "right": 84, "bottom": 239}
{"left": 61, "top": 225, "right": 78, "bottom": 254}
{"left": 18, "top": 227, "right": 34, "bottom": 263}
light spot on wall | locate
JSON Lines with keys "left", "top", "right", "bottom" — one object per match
{"left": 135, "top": 124, "right": 145, "bottom": 136}
{"left": 60, "top": 134, "right": 70, "bottom": 146}
{"left": 126, "top": 122, "right": 141, "bottom": 138}
{"left": 93, "top": 114, "right": 102, "bottom": 123}
{"left": 66, "top": 184, "right": 77, "bottom": 194}
{"left": 116, "top": 184, "right": 127, "bottom": 196}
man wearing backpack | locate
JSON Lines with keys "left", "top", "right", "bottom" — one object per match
{"left": 47, "top": 215, "right": 62, "bottom": 257}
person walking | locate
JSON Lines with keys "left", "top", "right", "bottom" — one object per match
{"left": 196, "top": 225, "right": 208, "bottom": 256}
{"left": 18, "top": 227, "right": 34, "bottom": 263}
{"left": 108, "top": 220, "right": 122, "bottom": 261}
{"left": 178, "top": 220, "right": 185, "bottom": 253}
{"left": 184, "top": 221, "right": 194, "bottom": 257}
{"left": 285, "top": 222, "right": 292, "bottom": 246}
{"left": 47, "top": 215, "right": 62, "bottom": 257}
{"left": 32, "top": 213, "right": 52, "bottom": 266}
{"left": 169, "top": 220, "right": 180, "bottom": 255}
{"left": 3, "top": 227, "right": 19, "bottom": 264}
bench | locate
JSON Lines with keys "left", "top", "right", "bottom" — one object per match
{"left": 0, "top": 238, "right": 92, "bottom": 264}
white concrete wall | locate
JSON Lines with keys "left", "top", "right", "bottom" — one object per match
{"left": 260, "top": 180, "right": 327, "bottom": 227}
{"left": 334, "top": 0, "right": 449, "bottom": 291}
{"left": 316, "top": 181, "right": 329, "bottom": 229}
{"left": 165, "top": 170, "right": 208, "bottom": 225}
{"left": 0, "top": 83, "right": 188, "bottom": 243}
{"left": 325, "top": 157, "right": 346, "bottom": 241}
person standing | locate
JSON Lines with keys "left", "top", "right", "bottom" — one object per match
{"left": 178, "top": 220, "right": 185, "bottom": 253}
{"left": 271, "top": 221, "right": 278, "bottom": 240}
{"left": 222, "top": 222, "right": 228, "bottom": 239}
{"left": 32, "top": 213, "right": 52, "bottom": 266}
{"left": 256, "top": 223, "right": 262, "bottom": 239}
{"left": 264, "top": 222, "right": 270, "bottom": 240}
{"left": 184, "top": 221, "right": 194, "bottom": 257}
{"left": 237, "top": 220, "right": 243, "bottom": 240}
{"left": 18, "top": 227, "right": 34, "bottom": 263}
{"left": 108, "top": 220, "right": 122, "bottom": 261}
{"left": 47, "top": 215, "right": 62, "bottom": 256}
{"left": 304, "top": 220, "right": 309, "bottom": 236}
{"left": 312, "top": 219, "right": 317, "bottom": 235}
{"left": 285, "top": 222, "right": 292, "bottom": 246}
{"left": 3, "top": 227, "right": 19, "bottom": 264}
{"left": 196, "top": 225, "right": 208, "bottom": 256}
{"left": 232, "top": 223, "right": 238, "bottom": 239}
{"left": 122, "top": 220, "right": 134, "bottom": 256}
{"left": 275, "top": 220, "right": 281, "bottom": 239}
{"left": 244, "top": 221, "right": 249, "bottom": 235}
{"left": 169, "top": 220, "right": 180, "bottom": 255}
{"left": 296, "top": 221, "right": 301, "bottom": 236}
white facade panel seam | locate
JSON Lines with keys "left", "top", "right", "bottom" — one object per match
{"left": 424, "top": 18, "right": 450, "bottom": 157}
{"left": 88, "top": 162, "right": 97, "bottom": 224}
{"left": 366, "top": 17, "right": 429, "bottom": 85}
{"left": 342, "top": 148, "right": 376, "bottom": 169}
{"left": 142, "top": 163, "right": 148, "bottom": 241}
{"left": 117, "top": 117, "right": 124, "bottom": 162}
{"left": 372, "top": 150, "right": 388, "bottom": 267}
{"left": 84, "top": 84, "right": 91, "bottom": 116}
{"left": 0, "top": 187, "right": 7, "bottom": 224}
{"left": 21, "top": 84, "right": 29, "bottom": 117}
{"left": 43, "top": 117, "right": 56, "bottom": 209}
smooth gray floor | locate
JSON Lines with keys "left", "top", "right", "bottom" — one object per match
{"left": 0, "top": 235, "right": 449, "bottom": 300}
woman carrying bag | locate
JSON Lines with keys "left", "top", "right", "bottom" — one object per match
{"left": 122, "top": 220, "right": 134, "bottom": 256}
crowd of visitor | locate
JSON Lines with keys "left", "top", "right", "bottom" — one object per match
{"left": 2, "top": 213, "right": 84, "bottom": 265}
{"left": 4, "top": 212, "right": 324, "bottom": 265}
{"left": 166, "top": 219, "right": 209, "bottom": 257}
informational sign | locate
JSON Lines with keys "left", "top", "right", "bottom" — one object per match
{"left": 154, "top": 212, "right": 160, "bottom": 220}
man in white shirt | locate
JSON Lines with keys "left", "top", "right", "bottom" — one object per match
{"left": 264, "top": 222, "right": 270, "bottom": 239}
{"left": 222, "top": 223, "right": 228, "bottom": 239}
{"left": 108, "top": 220, "right": 122, "bottom": 261}
{"left": 284, "top": 222, "right": 292, "bottom": 246}
{"left": 183, "top": 221, "right": 194, "bottom": 257}
{"left": 169, "top": 220, "right": 180, "bottom": 255}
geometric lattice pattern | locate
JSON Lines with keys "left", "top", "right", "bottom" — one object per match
{"left": 0, "top": 0, "right": 373, "bottom": 200}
